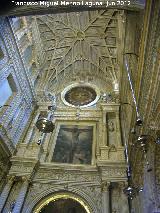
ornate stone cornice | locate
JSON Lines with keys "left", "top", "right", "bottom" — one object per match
{"left": 9, "top": 157, "right": 39, "bottom": 178}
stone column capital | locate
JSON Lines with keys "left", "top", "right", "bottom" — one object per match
{"left": 13, "top": 175, "right": 31, "bottom": 183}
{"left": 101, "top": 181, "right": 110, "bottom": 213}
{"left": 101, "top": 181, "right": 111, "bottom": 192}
{"left": 117, "top": 181, "right": 128, "bottom": 193}
{"left": 21, "top": 175, "right": 31, "bottom": 183}
{"left": 7, "top": 175, "right": 15, "bottom": 183}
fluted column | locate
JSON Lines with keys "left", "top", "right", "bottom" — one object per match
{"left": 12, "top": 176, "right": 30, "bottom": 213}
{"left": 102, "top": 181, "right": 110, "bottom": 213}
{"left": 0, "top": 176, "right": 15, "bottom": 211}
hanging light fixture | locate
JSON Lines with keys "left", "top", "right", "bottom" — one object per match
{"left": 120, "top": 102, "right": 142, "bottom": 135}
{"left": 136, "top": 131, "right": 160, "bottom": 170}
{"left": 123, "top": 164, "right": 138, "bottom": 200}
{"left": 135, "top": 134, "right": 155, "bottom": 172}
{"left": 156, "top": 130, "right": 160, "bottom": 144}
{"left": 123, "top": 184, "right": 142, "bottom": 200}
{"left": 123, "top": 148, "right": 143, "bottom": 200}
{"left": 156, "top": 137, "right": 160, "bottom": 144}
{"left": 137, "top": 135, "right": 148, "bottom": 152}
{"left": 120, "top": 99, "right": 142, "bottom": 206}
{"left": 36, "top": 114, "right": 55, "bottom": 133}
{"left": 124, "top": 53, "right": 143, "bottom": 126}
{"left": 0, "top": 104, "right": 11, "bottom": 108}
{"left": 35, "top": 94, "right": 56, "bottom": 145}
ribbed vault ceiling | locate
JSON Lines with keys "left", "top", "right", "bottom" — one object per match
{"left": 35, "top": 9, "right": 124, "bottom": 93}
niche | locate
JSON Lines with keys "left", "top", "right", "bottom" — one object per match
{"left": 106, "top": 112, "right": 116, "bottom": 146}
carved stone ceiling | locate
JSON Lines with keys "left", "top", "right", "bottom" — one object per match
{"left": 36, "top": 9, "right": 124, "bottom": 93}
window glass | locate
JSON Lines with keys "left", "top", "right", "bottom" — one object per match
{"left": 0, "top": 78, "right": 12, "bottom": 106}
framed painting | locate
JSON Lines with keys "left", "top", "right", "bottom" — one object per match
{"left": 51, "top": 124, "right": 94, "bottom": 165}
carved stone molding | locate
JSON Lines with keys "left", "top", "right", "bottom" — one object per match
{"left": 101, "top": 181, "right": 110, "bottom": 192}
{"left": 34, "top": 165, "right": 101, "bottom": 184}
{"left": 98, "top": 146, "right": 125, "bottom": 161}
{"left": 99, "top": 164, "right": 127, "bottom": 181}
{"left": 9, "top": 158, "right": 39, "bottom": 178}
{"left": 23, "top": 184, "right": 100, "bottom": 213}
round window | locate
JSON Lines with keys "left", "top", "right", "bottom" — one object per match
{"left": 61, "top": 83, "right": 100, "bottom": 107}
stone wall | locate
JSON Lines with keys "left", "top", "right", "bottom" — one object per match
{"left": 0, "top": 99, "right": 128, "bottom": 212}
{"left": 0, "top": 17, "right": 35, "bottom": 195}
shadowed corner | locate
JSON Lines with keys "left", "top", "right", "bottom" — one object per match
{"left": 0, "top": 0, "right": 16, "bottom": 16}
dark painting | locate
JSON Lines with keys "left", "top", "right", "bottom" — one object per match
{"left": 52, "top": 125, "right": 93, "bottom": 164}
{"left": 40, "top": 198, "right": 87, "bottom": 213}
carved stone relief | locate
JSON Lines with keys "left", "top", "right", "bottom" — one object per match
{"left": 23, "top": 182, "right": 101, "bottom": 213}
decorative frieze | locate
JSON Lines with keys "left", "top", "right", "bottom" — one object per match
{"left": 99, "top": 165, "right": 127, "bottom": 181}
{"left": 9, "top": 158, "right": 38, "bottom": 177}
{"left": 34, "top": 166, "right": 100, "bottom": 184}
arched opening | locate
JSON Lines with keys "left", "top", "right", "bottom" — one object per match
{"left": 37, "top": 198, "right": 86, "bottom": 213}
{"left": 33, "top": 192, "right": 91, "bottom": 213}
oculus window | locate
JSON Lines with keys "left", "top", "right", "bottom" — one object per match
{"left": 0, "top": 75, "right": 17, "bottom": 107}
{"left": 61, "top": 83, "right": 100, "bottom": 108}
{"left": 65, "top": 86, "right": 97, "bottom": 106}
{"left": 52, "top": 125, "right": 93, "bottom": 165}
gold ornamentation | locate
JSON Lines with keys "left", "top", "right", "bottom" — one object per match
{"left": 61, "top": 83, "right": 100, "bottom": 108}
{"left": 65, "top": 86, "right": 97, "bottom": 107}
{"left": 33, "top": 192, "right": 91, "bottom": 213}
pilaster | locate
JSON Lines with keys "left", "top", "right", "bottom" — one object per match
{"left": 0, "top": 175, "right": 15, "bottom": 211}
{"left": 102, "top": 110, "right": 108, "bottom": 146}
{"left": 101, "top": 181, "right": 110, "bottom": 213}
{"left": 115, "top": 110, "right": 122, "bottom": 147}
{"left": 13, "top": 176, "right": 30, "bottom": 213}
